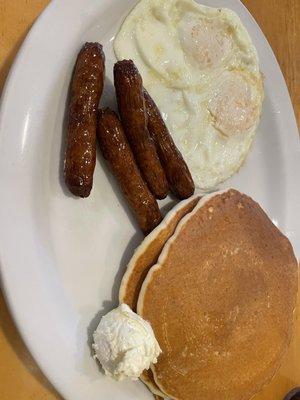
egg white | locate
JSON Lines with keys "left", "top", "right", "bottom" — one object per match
{"left": 114, "top": 0, "right": 264, "bottom": 190}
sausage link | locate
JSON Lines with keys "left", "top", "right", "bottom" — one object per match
{"left": 64, "top": 42, "right": 105, "bottom": 197}
{"left": 97, "top": 108, "right": 163, "bottom": 235}
{"left": 144, "top": 89, "right": 195, "bottom": 199}
{"left": 114, "top": 60, "right": 168, "bottom": 200}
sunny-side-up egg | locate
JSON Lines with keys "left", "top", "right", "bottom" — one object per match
{"left": 114, "top": 0, "right": 264, "bottom": 190}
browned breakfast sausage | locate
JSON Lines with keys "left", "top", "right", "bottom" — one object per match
{"left": 64, "top": 42, "right": 105, "bottom": 197}
{"left": 144, "top": 89, "right": 195, "bottom": 199}
{"left": 114, "top": 60, "right": 168, "bottom": 200}
{"left": 97, "top": 108, "right": 163, "bottom": 235}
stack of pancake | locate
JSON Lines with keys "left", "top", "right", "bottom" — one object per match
{"left": 119, "top": 189, "right": 298, "bottom": 400}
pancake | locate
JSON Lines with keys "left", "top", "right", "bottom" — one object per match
{"left": 141, "top": 368, "right": 165, "bottom": 398}
{"left": 119, "top": 195, "right": 200, "bottom": 398}
{"left": 138, "top": 189, "right": 298, "bottom": 400}
{"left": 119, "top": 195, "right": 200, "bottom": 309}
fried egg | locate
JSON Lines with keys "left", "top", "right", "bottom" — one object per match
{"left": 114, "top": 0, "right": 264, "bottom": 190}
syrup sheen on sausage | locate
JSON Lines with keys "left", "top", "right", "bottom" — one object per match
{"left": 97, "top": 108, "right": 163, "bottom": 235}
{"left": 144, "top": 89, "right": 195, "bottom": 200}
{"left": 114, "top": 60, "right": 168, "bottom": 200}
{"left": 64, "top": 42, "right": 105, "bottom": 197}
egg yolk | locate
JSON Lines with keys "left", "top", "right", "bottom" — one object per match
{"left": 208, "top": 73, "right": 259, "bottom": 136}
{"left": 179, "top": 18, "right": 233, "bottom": 70}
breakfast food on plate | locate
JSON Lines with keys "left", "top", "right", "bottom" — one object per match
{"left": 97, "top": 108, "right": 163, "bottom": 235}
{"left": 60, "top": 3, "right": 298, "bottom": 400}
{"left": 92, "top": 189, "right": 298, "bottom": 400}
{"left": 120, "top": 194, "right": 199, "bottom": 397}
{"left": 119, "top": 194, "right": 199, "bottom": 311}
{"left": 137, "top": 189, "right": 298, "bottom": 400}
{"left": 144, "top": 89, "right": 195, "bottom": 199}
{"left": 114, "top": 0, "right": 264, "bottom": 190}
{"left": 64, "top": 42, "right": 105, "bottom": 197}
{"left": 93, "top": 304, "right": 161, "bottom": 381}
{"left": 114, "top": 60, "right": 169, "bottom": 200}
{"left": 141, "top": 369, "right": 164, "bottom": 399}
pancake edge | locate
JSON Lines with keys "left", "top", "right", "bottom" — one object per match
{"left": 119, "top": 194, "right": 201, "bottom": 304}
{"left": 136, "top": 190, "right": 227, "bottom": 399}
{"left": 137, "top": 189, "right": 228, "bottom": 314}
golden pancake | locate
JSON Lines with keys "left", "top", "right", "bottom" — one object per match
{"left": 141, "top": 368, "right": 165, "bottom": 398}
{"left": 252, "top": 275, "right": 300, "bottom": 399}
{"left": 138, "top": 189, "right": 298, "bottom": 400}
{"left": 119, "top": 195, "right": 200, "bottom": 398}
{"left": 119, "top": 195, "right": 200, "bottom": 309}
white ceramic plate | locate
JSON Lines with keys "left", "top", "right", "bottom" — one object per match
{"left": 0, "top": 1, "right": 299, "bottom": 399}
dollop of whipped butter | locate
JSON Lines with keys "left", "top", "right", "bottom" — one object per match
{"left": 93, "top": 304, "right": 161, "bottom": 381}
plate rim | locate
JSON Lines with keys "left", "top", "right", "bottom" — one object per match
{"left": 0, "top": 1, "right": 299, "bottom": 400}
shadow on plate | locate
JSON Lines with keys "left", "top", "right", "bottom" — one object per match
{"left": 86, "top": 229, "right": 142, "bottom": 373}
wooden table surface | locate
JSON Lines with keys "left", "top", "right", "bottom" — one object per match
{"left": 0, "top": 1, "right": 299, "bottom": 399}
